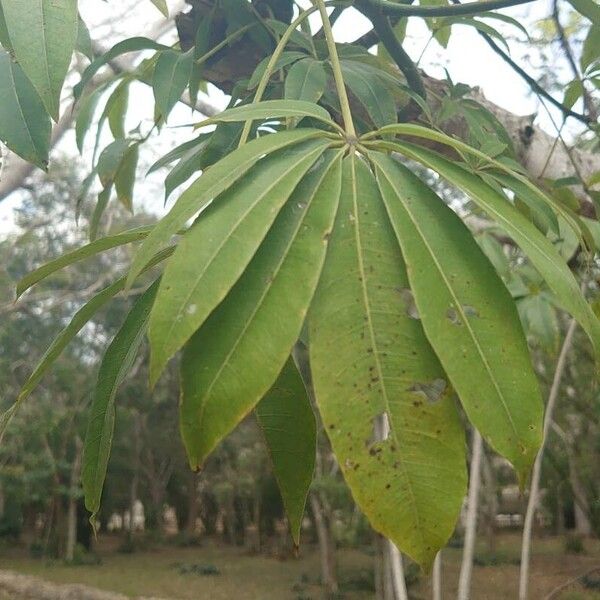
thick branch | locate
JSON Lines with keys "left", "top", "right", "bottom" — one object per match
{"left": 355, "top": 0, "right": 425, "bottom": 101}
{"left": 368, "top": 0, "right": 535, "bottom": 17}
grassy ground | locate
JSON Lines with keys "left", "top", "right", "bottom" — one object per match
{"left": 1, "top": 533, "right": 599, "bottom": 599}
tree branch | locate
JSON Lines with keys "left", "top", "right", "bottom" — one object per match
{"left": 552, "top": 0, "right": 598, "bottom": 121}
{"left": 449, "top": 0, "right": 593, "bottom": 126}
{"left": 356, "top": 0, "right": 426, "bottom": 103}
{"left": 366, "top": 0, "right": 535, "bottom": 17}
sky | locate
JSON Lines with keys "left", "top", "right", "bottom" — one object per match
{"left": 0, "top": 0, "right": 567, "bottom": 235}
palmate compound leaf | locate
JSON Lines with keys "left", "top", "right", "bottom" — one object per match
{"left": 371, "top": 152, "right": 543, "bottom": 480}
{"left": 308, "top": 153, "right": 467, "bottom": 569}
{"left": 255, "top": 356, "right": 316, "bottom": 546}
{"left": 127, "top": 128, "right": 327, "bottom": 288}
{"left": 179, "top": 149, "right": 342, "bottom": 467}
{"left": 388, "top": 141, "right": 600, "bottom": 362}
{"left": 82, "top": 280, "right": 160, "bottom": 520}
{"left": 149, "top": 139, "right": 332, "bottom": 385}
{"left": 1, "top": 0, "right": 78, "bottom": 120}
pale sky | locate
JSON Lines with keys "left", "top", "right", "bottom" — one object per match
{"left": 0, "top": 0, "right": 569, "bottom": 235}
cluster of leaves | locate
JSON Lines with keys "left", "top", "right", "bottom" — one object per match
{"left": 2, "top": 0, "right": 600, "bottom": 570}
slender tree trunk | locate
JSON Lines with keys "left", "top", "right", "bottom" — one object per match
{"left": 519, "top": 318, "right": 577, "bottom": 600}
{"left": 386, "top": 540, "right": 409, "bottom": 600}
{"left": 432, "top": 552, "right": 443, "bottom": 600}
{"left": 65, "top": 436, "right": 82, "bottom": 562}
{"left": 128, "top": 413, "right": 142, "bottom": 539}
{"left": 551, "top": 422, "right": 592, "bottom": 536}
{"left": 458, "top": 429, "right": 483, "bottom": 600}
{"left": 186, "top": 471, "right": 200, "bottom": 536}
{"left": 0, "top": 480, "right": 4, "bottom": 520}
{"left": 375, "top": 536, "right": 385, "bottom": 600}
{"left": 481, "top": 449, "right": 498, "bottom": 554}
{"left": 310, "top": 492, "right": 338, "bottom": 596}
{"left": 374, "top": 414, "right": 408, "bottom": 600}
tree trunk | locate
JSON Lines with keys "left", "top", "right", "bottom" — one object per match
{"left": 65, "top": 436, "right": 82, "bottom": 562}
{"left": 309, "top": 492, "right": 338, "bottom": 596}
{"left": 480, "top": 449, "right": 498, "bottom": 554}
{"left": 551, "top": 422, "right": 592, "bottom": 537}
{"left": 128, "top": 412, "right": 142, "bottom": 540}
{"left": 432, "top": 551, "right": 443, "bottom": 600}
{"left": 457, "top": 429, "right": 483, "bottom": 600}
{"left": 0, "top": 480, "right": 4, "bottom": 520}
{"left": 385, "top": 539, "right": 408, "bottom": 600}
{"left": 519, "top": 318, "right": 577, "bottom": 600}
{"left": 374, "top": 413, "right": 408, "bottom": 600}
{"left": 185, "top": 471, "right": 200, "bottom": 536}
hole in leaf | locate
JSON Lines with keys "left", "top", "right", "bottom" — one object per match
{"left": 408, "top": 378, "right": 447, "bottom": 404}
{"left": 368, "top": 412, "right": 390, "bottom": 447}
{"left": 398, "top": 288, "right": 420, "bottom": 319}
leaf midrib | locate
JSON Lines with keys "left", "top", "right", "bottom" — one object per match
{"left": 376, "top": 164, "right": 520, "bottom": 440}
{"left": 154, "top": 144, "right": 325, "bottom": 367}
{"left": 348, "top": 156, "right": 425, "bottom": 545}
{"left": 193, "top": 152, "right": 342, "bottom": 450}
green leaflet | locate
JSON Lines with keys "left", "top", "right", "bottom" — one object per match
{"left": 146, "top": 135, "right": 207, "bottom": 174}
{"left": 179, "top": 150, "right": 342, "bottom": 467}
{"left": 582, "top": 26, "right": 600, "bottom": 72}
{"left": 0, "top": 50, "right": 51, "bottom": 169}
{"left": 16, "top": 279, "right": 125, "bottom": 406}
{"left": 248, "top": 51, "right": 307, "bottom": 89}
{"left": 2, "top": 247, "right": 174, "bottom": 438}
{"left": 127, "top": 128, "right": 326, "bottom": 288}
{"left": 107, "top": 81, "right": 129, "bottom": 139}
{"left": 369, "top": 124, "right": 588, "bottom": 247}
{"left": 255, "top": 357, "right": 316, "bottom": 546}
{"left": 82, "top": 280, "right": 160, "bottom": 520}
{"left": 1, "top": 0, "right": 78, "bottom": 120}
{"left": 149, "top": 0, "right": 169, "bottom": 16}
{"left": 340, "top": 60, "right": 397, "bottom": 128}
{"left": 0, "top": 3, "right": 12, "bottom": 50}
{"left": 74, "top": 37, "right": 171, "bottom": 100}
{"left": 75, "top": 82, "right": 112, "bottom": 154}
{"left": 164, "top": 141, "right": 209, "bottom": 202}
{"left": 114, "top": 143, "right": 139, "bottom": 211}
{"left": 76, "top": 15, "right": 94, "bottom": 60}
{"left": 519, "top": 293, "right": 560, "bottom": 355}
{"left": 284, "top": 59, "right": 327, "bottom": 103}
{"left": 568, "top": 0, "right": 600, "bottom": 23}
{"left": 196, "top": 99, "right": 335, "bottom": 129}
{"left": 153, "top": 49, "right": 193, "bottom": 121}
{"left": 390, "top": 142, "right": 600, "bottom": 363}
{"left": 150, "top": 139, "right": 331, "bottom": 384}
{"left": 309, "top": 154, "right": 466, "bottom": 569}
{"left": 16, "top": 226, "right": 152, "bottom": 298}
{"left": 372, "top": 152, "right": 543, "bottom": 479}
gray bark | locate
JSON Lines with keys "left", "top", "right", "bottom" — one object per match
{"left": 309, "top": 492, "right": 338, "bottom": 596}
{"left": 457, "top": 429, "right": 483, "bottom": 600}
{"left": 519, "top": 318, "right": 578, "bottom": 600}
{"left": 432, "top": 552, "right": 443, "bottom": 600}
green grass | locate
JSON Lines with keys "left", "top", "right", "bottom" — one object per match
{"left": 2, "top": 533, "right": 600, "bottom": 599}
{"left": 1, "top": 539, "right": 374, "bottom": 600}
